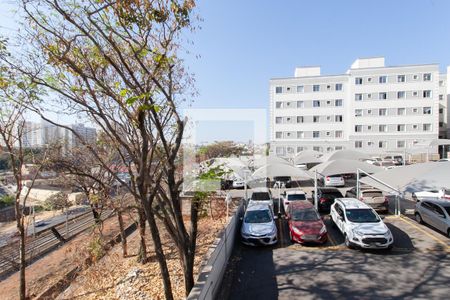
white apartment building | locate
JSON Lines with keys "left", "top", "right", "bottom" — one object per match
{"left": 270, "top": 57, "right": 450, "bottom": 158}
{"left": 20, "top": 120, "right": 97, "bottom": 149}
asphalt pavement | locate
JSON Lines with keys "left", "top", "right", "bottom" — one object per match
{"left": 217, "top": 187, "right": 450, "bottom": 300}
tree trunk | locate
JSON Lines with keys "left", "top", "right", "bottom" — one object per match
{"left": 137, "top": 208, "right": 147, "bottom": 263}
{"left": 183, "top": 195, "right": 200, "bottom": 295}
{"left": 144, "top": 205, "right": 174, "bottom": 300}
{"left": 15, "top": 197, "right": 26, "bottom": 300}
{"left": 117, "top": 210, "right": 127, "bottom": 257}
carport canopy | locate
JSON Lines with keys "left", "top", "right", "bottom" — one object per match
{"left": 309, "top": 159, "right": 383, "bottom": 176}
{"left": 252, "top": 163, "right": 312, "bottom": 180}
{"left": 321, "top": 149, "right": 372, "bottom": 162}
{"left": 360, "top": 161, "right": 450, "bottom": 193}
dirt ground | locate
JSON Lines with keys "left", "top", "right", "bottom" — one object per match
{"left": 0, "top": 212, "right": 133, "bottom": 300}
{"left": 56, "top": 216, "right": 228, "bottom": 300}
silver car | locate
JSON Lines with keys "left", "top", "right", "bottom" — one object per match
{"left": 414, "top": 199, "right": 450, "bottom": 237}
{"left": 241, "top": 202, "right": 277, "bottom": 246}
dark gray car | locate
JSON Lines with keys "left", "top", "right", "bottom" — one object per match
{"left": 414, "top": 199, "right": 450, "bottom": 237}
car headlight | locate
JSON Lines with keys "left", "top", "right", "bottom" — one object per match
{"left": 353, "top": 229, "right": 364, "bottom": 236}
{"left": 384, "top": 230, "right": 392, "bottom": 237}
{"left": 292, "top": 226, "right": 302, "bottom": 235}
{"left": 319, "top": 225, "right": 327, "bottom": 235}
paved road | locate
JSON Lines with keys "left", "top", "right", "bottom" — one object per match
{"left": 218, "top": 192, "right": 450, "bottom": 300}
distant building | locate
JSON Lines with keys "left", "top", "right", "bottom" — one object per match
{"left": 19, "top": 120, "right": 97, "bottom": 149}
{"left": 270, "top": 57, "right": 450, "bottom": 157}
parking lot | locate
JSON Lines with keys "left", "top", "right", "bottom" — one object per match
{"left": 218, "top": 188, "right": 450, "bottom": 300}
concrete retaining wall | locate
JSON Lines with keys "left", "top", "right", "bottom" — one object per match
{"left": 187, "top": 202, "right": 243, "bottom": 300}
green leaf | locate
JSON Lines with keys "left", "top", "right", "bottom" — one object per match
{"left": 119, "top": 89, "right": 129, "bottom": 97}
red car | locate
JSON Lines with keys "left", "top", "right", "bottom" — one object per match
{"left": 287, "top": 201, "right": 327, "bottom": 244}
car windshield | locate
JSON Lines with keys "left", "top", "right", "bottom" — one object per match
{"left": 322, "top": 192, "right": 343, "bottom": 199}
{"left": 251, "top": 192, "right": 271, "bottom": 200}
{"left": 287, "top": 194, "right": 306, "bottom": 201}
{"left": 244, "top": 210, "right": 272, "bottom": 223}
{"left": 362, "top": 191, "right": 383, "bottom": 197}
{"left": 444, "top": 206, "right": 450, "bottom": 216}
{"left": 345, "top": 209, "right": 380, "bottom": 223}
{"left": 291, "top": 209, "right": 320, "bottom": 221}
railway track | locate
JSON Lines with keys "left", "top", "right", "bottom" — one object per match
{"left": 0, "top": 209, "right": 113, "bottom": 278}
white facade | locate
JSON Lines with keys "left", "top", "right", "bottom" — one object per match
{"left": 20, "top": 120, "right": 97, "bottom": 149}
{"left": 270, "top": 57, "right": 448, "bottom": 157}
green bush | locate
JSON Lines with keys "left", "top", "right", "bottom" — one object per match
{"left": 0, "top": 195, "right": 14, "bottom": 209}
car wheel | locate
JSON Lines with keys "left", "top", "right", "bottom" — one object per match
{"left": 415, "top": 213, "right": 423, "bottom": 224}
{"left": 330, "top": 218, "right": 337, "bottom": 228}
{"left": 344, "top": 234, "right": 353, "bottom": 249}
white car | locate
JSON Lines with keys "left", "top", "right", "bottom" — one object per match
{"left": 232, "top": 179, "right": 245, "bottom": 189}
{"left": 282, "top": 190, "right": 307, "bottom": 213}
{"left": 330, "top": 198, "right": 394, "bottom": 250}
{"left": 412, "top": 189, "right": 450, "bottom": 202}
{"left": 323, "top": 175, "right": 345, "bottom": 187}
{"left": 241, "top": 202, "right": 277, "bottom": 246}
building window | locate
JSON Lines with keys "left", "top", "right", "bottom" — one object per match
{"left": 379, "top": 108, "right": 387, "bottom": 116}
{"left": 355, "top": 109, "right": 362, "bottom": 117}
{"left": 355, "top": 125, "right": 362, "bottom": 132}
{"left": 367, "top": 141, "right": 374, "bottom": 147}
{"left": 313, "top": 131, "right": 320, "bottom": 138}
{"left": 397, "top": 108, "right": 406, "bottom": 115}
{"left": 413, "top": 74, "right": 418, "bottom": 80}
{"left": 275, "top": 117, "right": 282, "bottom": 124}
{"left": 313, "top": 100, "right": 321, "bottom": 107}
{"left": 355, "top": 77, "right": 363, "bottom": 85}
{"left": 413, "top": 124, "right": 418, "bottom": 130}
{"left": 379, "top": 76, "right": 387, "bottom": 83}
{"left": 423, "top": 73, "right": 432, "bottom": 81}
{"left": 313, "top": 146, "right": 321, "bottom": 152}
{"left": 297, "top": 116, "right": 304, "bottom": 123}
{"left": 355, "top": 141, "right": 363, "bottom": 148}
{"left": 412, "top": 108, "right": 418, "bottom": 113}
{"left": 439, "top": 122, "right": 444, "bottom": 128}
{"left": 275, "top": 86, "right": 282, "bottom": 94}
{"left": 287, "top": 147, "right": 294, "bottom": 154}
{"left": 286, "top": 132, "right": 291, "bottom": 137}
{"left": 297, "top": 85, "right": 304, "bottom": 93}
{"left": 439, "top": 95, "right": 444, "bottom": 101}
{"left": 286, "top": 117, "right": 291, "bottom": 122}
{"left": 326, "top": 100, "right": 331, "bottom": 105}
{"left": 423, "top": 124, "right": 431, "bottom": 131}
{"left": 313, "top": 116, "right": 320, "bottom": 123}
{"left": 379, "top": 92, "right": 387, "bottom": 100}
{"left": 355, "top": 94, "right": 363, "bottom": 101}
{"left": 397, "top": 124, "right": 405, "bottom": 132}
{"left": 297, "top": 131, "right": 304, "bottom": 138}
{"left": 367, "top": 77, "right": 372, "bottom": 82}
{"left": 276, "top": 102, "right": 282, "bottom": 108}
{"left": 397, "top": 91, "right": 405, "bottom": 99}
{"left": 326, "top": 116, "right": 331, "bottom": 121}
{"left": 439, "top": 80, "right": 444, "bottom": 86}
{"left": 297, "top": 146, "right": 304, "bottom": 153}
{"left": 397, "top": 75, "right": 405, "bottom": 82}
{"left": 286, "top": 87, "right": 291, "bottom": 92}
{"left": 335, "top": 146, "right": 343, "bottom": 150}
{"left": 286, "top": 102, "right": 292, "bottom": 107}
{"left": 379, "top": 125, "right": 387, "bottom": 132}
{"left": 335, "top": 131, "right": 343, "bottom": 138}
{"left": 379, "top": 141, "right": 386, "bottom": 148}
{"left": 413, "top": 91, "right": 418, "bottom": 97}
{"left": 275, "top": 132, "right": 282, "bottom": 139}
{"left": 327, "top": 85, "right": 331, "bottom": 90}
{"left": 335, "top": 83, "right": 343, "bottom": 91}
{"left": 326, "top": 131, "right": 331, "bottom": 136}
{"left": 397, "top": 141, "right": 405, "bottom": 148}
{"left": 439, "top": 108, "right": 444, "bottom": 114}
{"left": 335, "top": 115, "right": 343, "bottom": 122}
{"left": 423, "top": 90, "right": 432, "bottom": 98}
{"left": 335, "top": 99, "right": 343, "bottom": 107}
{"left": 367, "top": 93, "right": 372, "bottom": 99}
{"left": 313, "top": 85, "right": 320, "bottom": 92}
{"left": 423, "top": 107, "right": 432, "bottom": 114}
{"left": 297, "top": 101, "right": 304, "bottom": 108}
{"left": 276, "top": 147, "right": 284, "bottom": 155}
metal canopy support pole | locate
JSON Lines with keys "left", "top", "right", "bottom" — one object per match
{"left": 244, "top": 172, "right": 248, "bottom": 202}
{"left": 314, "top": 170, "right": 318, "bottom": 210}
{"left": 278, "top": 181, "right": 281, "bottom": 216}
{"left": 356, "top": 169, "right": 360, "bottom": 199}
{"left": 32, "top": 205, "right": 36, "bottom": 238}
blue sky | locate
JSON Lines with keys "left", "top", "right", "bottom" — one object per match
{"left": 2, "top": 0, "right": 450, "bottom": 143}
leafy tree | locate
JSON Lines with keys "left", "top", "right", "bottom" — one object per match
{"left": 197, "top": 141, "right": 246, "bottom": 160}
{"left": 6, "top": 1, "right": 198, "bottom": 298}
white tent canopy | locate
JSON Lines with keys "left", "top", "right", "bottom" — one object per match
{"left": 321, "top": 150, "right": 372, "bottom": 162}
{"left": 252, "top": 156, "right": 291, "bottom": 168}
{"left": 293, "top": 150, "right": 324, "bottom": 165}
{"left": 360, "top": 162, "right": 450, "bottom": 193}
{"left": 309, "top": 159, "right": 383, "bottom": 176}
{"left": 252, "top": 163, "right": 311, "bottom": 180}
